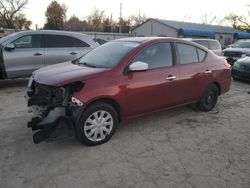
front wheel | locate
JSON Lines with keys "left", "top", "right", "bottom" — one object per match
{"left": 76, "top": 102, "right": 118, "bottom": 146}
{"left": 196, "top": 84, "right": 219, "bottom": 112}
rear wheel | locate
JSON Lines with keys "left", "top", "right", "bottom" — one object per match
{"left": 196, "top": 84, "right": 219, "bottom": 112}
{"left": 76, "top": 102, "right": 118, "bottom": 146}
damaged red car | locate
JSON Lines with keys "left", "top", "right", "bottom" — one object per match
{"left": 26, "top": 37, "right": 231, "bottom": 146}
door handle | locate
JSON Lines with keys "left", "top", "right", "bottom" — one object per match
{"left": 166, "top": 75, "right": 176, "bottom": 80}
{"left": 204, "top": 70, "right": 212, "bottom": 74}
{"left": 70, "top": 52, "right": 77, "bottom": 55}
{"left": 33, "top": 52, "right": 42, "bottom": 56}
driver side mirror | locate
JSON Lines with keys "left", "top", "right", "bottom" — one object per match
{"left": 4, "top": 43, "right": 15, "bottom": 51}
{"left": 128, "top": 61, "right": 148, "bottom": 72}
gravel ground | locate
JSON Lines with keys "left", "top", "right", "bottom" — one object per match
{"left": 0, "top": 79, "right": 249, "bottom": 188}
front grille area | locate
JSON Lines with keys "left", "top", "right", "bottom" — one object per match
{"left": 224, "top": 51, "right": 242, "bottom": 58}
{"left": 28, "top": 82, "right": 64, "bottom": 107}
{"left": 242, "top": 65, "right": 250, "bottom": 72}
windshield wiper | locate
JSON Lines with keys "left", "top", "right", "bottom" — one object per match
{"left": 82, "top": 62, "right": 96, "bottom": 68}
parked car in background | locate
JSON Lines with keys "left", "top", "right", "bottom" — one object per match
{"left": 191, "top": 39, "right": 222, "bottom": 56}
{"left": 232, "top": 56, "right": 250, "bottom": 81}
{"left": 223, "top": 39, "right": 250, "bottom": 65}
{"left": 0, "top": 30, "right": 99, "bottom": 79}
{"left": 26, "top": 37, "right": 231, "bottom": 146}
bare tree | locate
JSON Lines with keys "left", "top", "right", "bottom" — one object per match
{"left": 129, "top": 12, "right": 148, "bottom": 27}
{"left": 64, "top": 15, "right": 85, "bottom": 31}
{"left": 224, "top": 13, "right": 250, "bottom": 32}
{"left": 0, "top": 0, "right": 29, "bottom": 28}
{"left": 86, "top": 8, "right": 106, "bottom": 32}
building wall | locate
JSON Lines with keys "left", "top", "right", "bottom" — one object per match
{"left": 131, "top": 20, "right": 178, "bottom": 37}
{"left": 215, "top": 33, "right": 234, "bottom": 48}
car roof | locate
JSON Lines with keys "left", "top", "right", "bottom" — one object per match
{"left": 2, "top": 30, "right": 99, "bottom": 47}
{"left": 116, "top": 37, "right": 199, "bottom": 44}
{"left": 236, "top": 39, "right": 250, "bottom": 42}
{"left": 14, "top": 30, "right": 87, "bottom": 36}
{"left": 115, "top": 37, "right": 209, "bottom": 50}
{"left": 191, "top": 38, "right": 219, "bottom": 42}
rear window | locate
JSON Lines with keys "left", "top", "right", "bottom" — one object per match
{"left": 209, "top": 41, "right": 221, "bottom": 50}
{"left": 193, "top": 40, "right": 209, "bottom": 48}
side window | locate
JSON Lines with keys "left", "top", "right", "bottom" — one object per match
{"left": 197, "top": 48, "right": 207, "bottom": 62}
{"left": 11, "top": 35, "right": 42, "bottom": 48}
{"left": 133, "top": 42, "right": 173, "bottom": 69}
{"left": 45, "top": 35, "right": 75, "bottom": 48}
{"left": 72, "top": 38, "right": 90, "bottom": 47}
{"left": 176, "top": 43, "right": 199, "bottom": 64}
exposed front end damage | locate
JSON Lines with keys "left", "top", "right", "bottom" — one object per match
{"left": 26, "top": 77, "right": 83, "bottom": 144}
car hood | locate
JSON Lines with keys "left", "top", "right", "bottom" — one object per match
{"left": 236, "top": 57, "right": 250, "bottom": 65}
{"left": 33, "top": 61, "right": 108, "bottom": 86}
{"left": 223, "top": 48, "right": 250, "bottom": 53}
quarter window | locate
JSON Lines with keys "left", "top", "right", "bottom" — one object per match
{"left": 133, "top": 42, "right": 173, "bottom": 69}
{"left": 197, "top": 49, "right": 206, "bottom": 62}
{"left": 11, "top": 35, "right": 42, "bottom": 48}
{"left": 72, "top": 38, "right": 90, "bottom": 47}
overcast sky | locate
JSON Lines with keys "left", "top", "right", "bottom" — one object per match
{"left": 24, "top": 0, "right": 250, "bottom": 29}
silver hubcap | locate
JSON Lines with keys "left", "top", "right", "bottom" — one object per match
{"left": 84, "top": 110, "right": 113, "bottom": 142}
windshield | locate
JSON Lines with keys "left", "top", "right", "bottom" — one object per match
{"left": 232, "top": 41, "right": 250, "bottom": 48}
{"left": 78, "top": 41, "right": 139, "bottom": 68}
{"left": 0, "top": 32, "right": 18, "bottom": 44}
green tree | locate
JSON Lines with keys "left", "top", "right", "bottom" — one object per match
{"left": 44, "top": 1, "right": 67, "bottom": 30}
{"left": 0, "top": 0, "right": 31, "bottom": 29}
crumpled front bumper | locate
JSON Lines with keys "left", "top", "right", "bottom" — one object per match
{"left": 26, "top": 79, "right": 74, "bottom": 144}
{"left": 27, "top": 105, "right": 74, "bottom": 144}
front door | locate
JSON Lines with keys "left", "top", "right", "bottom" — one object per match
{"left": 122, "top": 42, "right": 181, "bottom": 117}
{"left": 3, "top": 34, "right": 44, "bottom": 78}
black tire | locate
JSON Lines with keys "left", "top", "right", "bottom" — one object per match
{"left": 233, "top": 76, "right": 239, "bottom": 81}
{"left": 76, "top": 102, "right": 118, "bottom": 146}
{"left": 196, "top": 84, "right": 219, "bottom": 112}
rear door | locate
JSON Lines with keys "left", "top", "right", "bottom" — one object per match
{"left": 3, "top": 34, "right": 44, "bottom": 78}
{"left": 175, "top": 42, "right": 212, "bottom": 103}
{"left": 44, "top": 34, "right": 80, "bottom": 66}
{"left": 123, "top": 42, "right": 181, "bottom": 117}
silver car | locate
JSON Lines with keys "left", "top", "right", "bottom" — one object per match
{"left": 191, "top": 39, "right": 222, "bottom": 56}
{"left": 0, "top": 30, "right": 99, "bottom": 79}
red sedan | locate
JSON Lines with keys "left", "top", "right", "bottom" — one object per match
{"left": 26, "top": 37, "right": 231, "bottom": 146}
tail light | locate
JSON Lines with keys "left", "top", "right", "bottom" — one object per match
{"left": 224, "top": 62, "right": 231, "bottom": 69}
